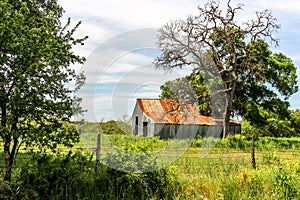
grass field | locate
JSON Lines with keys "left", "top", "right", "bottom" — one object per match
{"left": 79, "top": 133, "right": 300, "bottom": 199}
{"left": 1, "top": 133, "right": 300, "bottom": 199}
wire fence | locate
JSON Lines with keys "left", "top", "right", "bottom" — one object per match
{"left": 0, "top": 145, "right": 298, "bottom": 176}
{"left": 0, "top": 134, "right": 299, "bottom": 176}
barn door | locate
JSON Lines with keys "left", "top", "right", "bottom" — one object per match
{"left": 135, "top": 116, "right": 138, "bottom": 135}
{"left": 143, "top": 122, "right": 148, "bottom": 137}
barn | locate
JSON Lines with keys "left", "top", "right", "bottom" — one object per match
{"left": 131, "top": 98, "right": 241, "bottom": 139}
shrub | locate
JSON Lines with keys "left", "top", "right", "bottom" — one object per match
{"left": 273, "top": 167, "right": 297, "bottom": 199}
{"left": 15, "top": 150, "right": 179, "bottom": 199}
{"left": 104, "top": 150, "right": 180, "bottom": 199}
{"left": 18, "top": 150, "right": 96, "bottom": 199}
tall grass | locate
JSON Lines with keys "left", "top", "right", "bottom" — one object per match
{"left": 1, "top": 133, "right": 300, "bottom": 199}
{"left": 0, "top": 150, "right": 180, "bottom": 200}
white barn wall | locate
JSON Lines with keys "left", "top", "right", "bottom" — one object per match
{"left": 131, "top": 103, "right": 154, "bottom": 137}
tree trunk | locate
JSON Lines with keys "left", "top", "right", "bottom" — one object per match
{"left": 4, "top": 136, "right": 19, "bottom": 182}
{"left": 222, "top": 77, "right": 236, "bottom": 139}
{"left": 4, "top": 139, "right": 13, "bottom": 182}
{"left": 223, "top": 101, "right": 231, "bottom": 139}
{"left": 1, "top": 104, "right": 13, "bottom": 182}
{"left": 222, "top": 90, "right": 233, "bottom": 139}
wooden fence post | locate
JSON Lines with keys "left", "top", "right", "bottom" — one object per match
{"left": 95, "top": 133, "right": 101, "bottom": 174}
{"left": 251, "top": 133, "right": 256, "bottom": 169}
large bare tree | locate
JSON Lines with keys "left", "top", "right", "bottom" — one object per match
{"left": 154, "top": 0, "right": 281, "bottom": 138}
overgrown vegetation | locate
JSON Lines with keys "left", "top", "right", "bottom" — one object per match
{"left": 0, "top": 0, "right": 299, "bottom": 199}
{"left": 1, "top": 132, "right": 299, "bottom": 199}
{"left": 76, "top": 120, "right": 132, "bottom": 135}
{"left": 0, "top": 150, "right": 179, "bottom": 200}
{"left": 242, "top": 113, "right": 300, "bottom": 137}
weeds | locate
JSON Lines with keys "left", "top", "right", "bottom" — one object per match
{"left": 0, "top": 134, "right": 299, "bottom": 199}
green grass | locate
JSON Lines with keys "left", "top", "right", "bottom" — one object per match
{"left": 79, "top": 133, "right": 300, "bottom": 199}
{"left": 1, "top": 133, "right": 300, "bottom": 199}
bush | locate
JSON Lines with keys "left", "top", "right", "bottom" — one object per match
{"left": 241, "top": 119, "right": 298, "bottom": 138}
{"left": 104, "top": 150, "right": 180, "bottom": 199}
{"left": 18, "top": 150, "right": 96, "bottom": 199}
{"left": 76, "top": 120, "right": 132, "bottom": 135}
{"left": 14, "top": 150, "right": 179, "bottom": 199}
{"left": 273, "top": 167, "right": 297, "bottom": 199}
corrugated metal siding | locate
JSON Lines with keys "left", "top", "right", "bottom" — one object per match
{"left": 154, "top": 123, "right": 241, "bottom": 139}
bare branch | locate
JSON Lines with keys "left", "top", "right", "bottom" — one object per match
{"left": 155, "top": 0, "right": 281, "bottom": 137}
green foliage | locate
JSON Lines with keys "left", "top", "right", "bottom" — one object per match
{"left": 222, "top": 134, "right": 249, "bottom": 150}
{"left": 160, "top": 42, "right": 298, "bottom": 129}
{"left": 0, "top": 0, "right": 87, "bottom": 180}
{"left": 105, "top": 132, "right": 300, "bottom": 151}
{"left": 76, "top": 120, "right": 132, "bottom": 135}
{"left": 291, "top": 109, "right": 300, "bottom": 135}
{"left": 219, "top": 168, "right": 287, "bottom": 200}
{"left": 273, "top": 167, "right": 298, "bottom": 199}
{"left": 191, "top": 134, "right": 300, "bottom": 150}
{"left": 160, "top": 75, "right": 211, "bottom": 116}
{"left": 18, "top": 151, "right": 94, "bottom": 199}
{"left": 235, "top": 44, "right": 298, "bottom": 130}
{"left": 100, "top": 120, "right": 131, "bottom": 135}
{"left": 106, "top": 134, "right": 169, "bottom": 152}
{"left": 242, "top": 114, "right": 298, "bottom": 138}
{"left": 11, "top": 150, "right": 179, "bottom": 200}
{"left": 0, "top": 181, "right": 21, "bottom": 199}
{"left": 0, "top": 134, "right": 300, "bottom": 199}
{"left": 76, "top": 120, "right": 300, "bottom": 152}
{"left": 160, "top": 76, "right": 193, "bottom": 100}
{"left": 104, "top": 151, "right": 179, "bottom": 199}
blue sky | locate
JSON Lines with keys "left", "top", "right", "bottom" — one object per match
{"left": 58, "top": 0, "right": 300, "bottom": 121}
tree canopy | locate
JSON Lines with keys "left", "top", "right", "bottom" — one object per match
{"left": 155, "top": 0, "right": 298, "bottom": 138}
{"left": 0, "top": 0, "right": 87, "bottom": 181}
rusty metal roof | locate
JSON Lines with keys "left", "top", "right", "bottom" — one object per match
{"left": 137, "top": 98, "right": 214, "bottom": 125}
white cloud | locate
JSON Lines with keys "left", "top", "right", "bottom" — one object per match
{"left": 61, "top": 0, "right": 300, "bottom": 120}
{"left": 291, "top": 54, "right": 300, "bottom": 62}
{"left": 59, "top": 0, "right": 199, "bottom": 29}
{"left": 90, "top": 89, "right": 163, "bottom": 121}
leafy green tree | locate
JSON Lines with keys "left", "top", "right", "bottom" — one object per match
{"left": 0, "top": 0, "right": 87, "bottom": 181}
{"left": 160, "top": 75, "right": 211, "bottom": 116}
{"left": 244, "top": 105, "right": 295, "bottom": 137}
{"left": 291, "top": 109, "right": 300, "bottom": 136}
{"left": 155, "top": 0, "right": 298, "bottom": 137}
{"left": 100, "top": 120, "right": 131, "bottom": 135}
{"left": 234, "top": 41, "right": 298, "bottom": 126}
